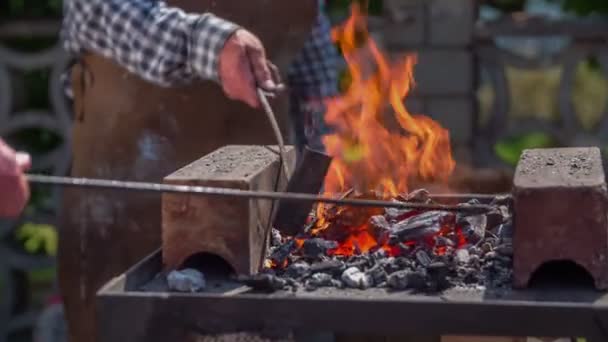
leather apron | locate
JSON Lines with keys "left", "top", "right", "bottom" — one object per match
{"left": 57, "top": 1, "right": 317, "bottom": 341}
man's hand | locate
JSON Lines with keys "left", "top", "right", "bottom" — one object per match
{"left": 0, "top": 139, "right": 31, "bottom": 218}
{"left": 219, "top": 29, "right": 284, "bottom": 108}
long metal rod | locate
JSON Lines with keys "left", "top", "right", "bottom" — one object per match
{"left": 26, "top": 174, "right": 499, "bottom": 214}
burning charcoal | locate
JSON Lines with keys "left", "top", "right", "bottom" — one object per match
{"left": 370, "top": 215, "right": 391, "bottom": 243}
{"left": 459, "top": 215, "right": 487, "bottom": 244}
{"left": 286, "top": 261, "right": 310, "bottom": 279}
{"left": 238, "top": 274, "right": 287, "bottom": 292}
{"left": 494, "top": 244, "right": 513, "bottom": 257}
{"left": 455, "top": 249, "right": 470, "bottom": 264}
{"left": 271, "top": 228, "right": 282, "bottom": 247}
{"left": 395, "top": 189, "right": 430, "bottom": 203}
{"left": 341, "top": 267, "right": 373, "bottom": 289}
{"left": 397, "top": 243, "right": 411, "bottom": 256}
{"left": 387, "top": 270, "right": 409, "bottom": 290}
{"left": 415, "top": 250, "right": 432, "bottom": 267}
{"left": 434, "top": 236, "right": 454, "bottom": 248}
{"left": 270, "top": 240, "right": 297, "bottom": 266}
{"left": 371, "top": 248, "right": 387, "bottom": 260}
{"left": 366, "top": 265, "right": 388, "bottom": 284}
{"left": 302, "top": 238, "right": 338, "bottom": 258}
{"left": 310, "top": 259, "right": 345, "bottom": 276}
{"left": 167, "top": 269, "right": 206, "bottom": 293}
{"left": 391, "top": 211, "right": 454, "bottom": 241}
{"left": 427, "top": 262, "right": 450, "bottom": 290}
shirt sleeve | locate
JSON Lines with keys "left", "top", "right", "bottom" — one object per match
{"left": 61, "top": 0, "right": 239, "bottom": 86}
{"left": 287, "top": 7, "right": 341, "bottom": 102}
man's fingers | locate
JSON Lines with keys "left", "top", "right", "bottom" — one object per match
{"left": 246, "top": 45, "right": 276, "bottom": 91}
{"left": 15, "top": 152, "right": 31, "bottom": 172}
{"left": 268, "top": 63, "right": 286, "bottom": 92}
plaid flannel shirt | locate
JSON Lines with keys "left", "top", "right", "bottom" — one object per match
{"left": 61, "top": 0, "right": 340, "bottom": 149}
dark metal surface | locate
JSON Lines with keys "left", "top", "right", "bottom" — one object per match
{"left": 27, "top": 174, "right": 499, "bottom": 214}
{"left": 97, "top": 250, "right": 608, "bottom": 342}
{"left": 273, "top": 147, "right": 333, "bottom": 236}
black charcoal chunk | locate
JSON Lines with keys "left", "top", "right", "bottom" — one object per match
{"left": 404, "top": 189, "right": 430, "bottom": 203}
{"left": 494, "top": 244, "right": 513, "bottom": 257}
{"left": 302, "top": 238, "right": 338, "bottom": 258}
{"left": 415, "top": 250, "right": 432, "bottom": 267}
{"left": 407, "top": 269, "right": 428, "bottom": 290}
{"left": 270, "top": 240, "right": 297, "bottom": 265}
{"left": 239, "top": 274, "right": 287, "bottom": 292}
{"left": 341, "top": 267, "right": 373, "bottom": 289}
{"left": 370, "top": 215, "right": 392, "bottom": 243}
{"left": 366, "top": 265, "right": 388, "bottom": 284}
{"left": 387, "top": 271, "right": 409, "bottom": 290}
{"left": 307, "top": 273, "right": 334, "bottom": 287}
{"left": 427, "top": 262, "right": 449, "bottom": 290}
{"left": 310, "top": 259, "right": 346, "bottom": 276}
{"left": 385, "top": 207, "right": 415, "bottom": 221}
{"left": 459, "top": 215, "right": 487, "bottom": 244}
{"left": 391, "top": 211, "right": 453, "bottom": 241}
{"left": 286, "top": 261, "right": 310, "bottom": 278}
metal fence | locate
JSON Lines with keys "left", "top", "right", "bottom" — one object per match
{"left": 0, "top": 19, "right": 70, "bottom": 342}
{"left": 0, "top": 3, "right": 608, "bottom": 341}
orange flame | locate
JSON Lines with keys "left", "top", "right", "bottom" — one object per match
{"left": 313, "top": 4, "right": 456, "bottom": 255}
{"left": 323, "top": 4, "right": 454, "bottom": 198}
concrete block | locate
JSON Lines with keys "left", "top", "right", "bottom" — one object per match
{"left": 162, "top": 145, "right": 296, "bottom": 275}
{"left": 513, "top": 147, "right": 608, "bottom": 290}
{"left": 380, "top": 0, "right": 426, "bottom": 47}
{"left": 429, "top": 0, "right": 475, "bottom": 46}
{"left": 426, "top": 97, "right": 474, "bottom": 144}
{"left": 408, "top": 49, "right": 474, "bottom": 96}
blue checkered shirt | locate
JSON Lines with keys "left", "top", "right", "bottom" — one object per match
{"left": 61, "top": 0, "right": 340, "bottom": 103}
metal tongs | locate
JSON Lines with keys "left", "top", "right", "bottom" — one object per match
{"left": 257, "top": 88, "right": 290, "bottom": 178}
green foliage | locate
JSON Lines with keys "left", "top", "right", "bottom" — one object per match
{"left": 1, "top": 0, "right": 63, "bottom": 18}
{"left": 551, "top": 0, "right": 608, "bottom": 15}
{"left": 494, "top": 133, "right": 557, "bottom": 166}
{"left": 15, "top": 222, "right": 58, "bottom": 256}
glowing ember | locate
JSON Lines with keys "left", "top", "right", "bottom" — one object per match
{"left": 311, "top": 4, "right": 456, "bottom": 256}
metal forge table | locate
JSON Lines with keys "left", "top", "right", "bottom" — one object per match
{"left": 98, "top": 249, "right": 608, "bottom": 342}
{"left": 96, "top": 145, "right": 608, "bottom": 342}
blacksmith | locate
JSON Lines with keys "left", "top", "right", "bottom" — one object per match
{"left": 57, "top": 0, "right": 339, "bottom": 341}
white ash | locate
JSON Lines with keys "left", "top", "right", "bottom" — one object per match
{"left": 167, "top": 269, "right": 206, "bottom": 293}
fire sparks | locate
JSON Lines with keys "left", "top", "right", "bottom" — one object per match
{"left": 310, "top": 4, "right": 455, "bottom": 256}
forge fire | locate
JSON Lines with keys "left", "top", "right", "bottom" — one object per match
{"left": 250, "top": 191, "right": 513, "bottom": 293}
{"left": 241, "top": 5, "right": 513, "bottom": 293}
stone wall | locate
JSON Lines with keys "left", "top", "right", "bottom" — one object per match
{"left": 370, "top": 0, "right": 476, "bottom": 164}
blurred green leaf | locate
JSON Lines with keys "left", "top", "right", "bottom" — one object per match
{"left": 494, "top": 132, "right": 556, "bottom": 166}
{"left": 15, "top": 222, "right": 58, "bottom": 256}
